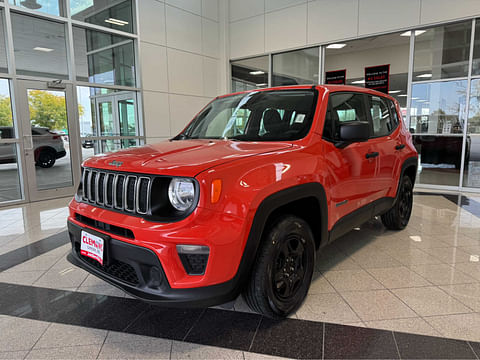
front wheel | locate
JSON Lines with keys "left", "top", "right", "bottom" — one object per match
{"left": 243, "top": 215, "right": 315, "bottom": 318}
{"left": 381, "top": 175, "right": 413, "bottom": 230}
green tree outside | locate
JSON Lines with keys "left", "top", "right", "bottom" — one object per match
{"left": 0, "top": 91, "right": 84, "bottom": 131}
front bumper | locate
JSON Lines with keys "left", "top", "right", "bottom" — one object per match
{"left": 67, "top": 220, "right": 241, "bottom": 307}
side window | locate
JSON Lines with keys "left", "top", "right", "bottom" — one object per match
{"left": 388, "top": 99, "right": 399, "bottom": 126}
{"left": 323, "top": 92, "right": 368, "bottom": 141}
{"left": 369, "top": 95, "right": 394, "bottom": 137}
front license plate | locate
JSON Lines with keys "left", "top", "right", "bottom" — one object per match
{"left": 80, "top": 230, "right": 105, "bottom": 265}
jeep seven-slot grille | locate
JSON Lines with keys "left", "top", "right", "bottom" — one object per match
{"left": 82, "top": 168, "right": 151, "bottom": 215}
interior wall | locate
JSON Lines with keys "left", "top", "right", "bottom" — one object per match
{"left": 324, "top": 43, "right": 409, "bottom": 78}
{"left": 137, "top": 0, "right": 223, "bottom": 145}
{"left": 228, "top": 0, "right": 480, "bottom": 59}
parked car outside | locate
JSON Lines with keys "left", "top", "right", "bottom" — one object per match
{"left": 0, "top": 126, "right": 66, "bottom": 168}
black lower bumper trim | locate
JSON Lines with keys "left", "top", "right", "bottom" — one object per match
{"left": 67, "top": 220, "right": 240, "bottom": 307}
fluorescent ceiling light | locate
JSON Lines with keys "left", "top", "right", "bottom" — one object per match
{"left": 351, "top": 80, "right": 365, "bottom": 84}
{"left": 249, "top": 70, "right": 265, "bottom": 75}
{"left": 411, "top": 97, "right": 420, "bottom": 100}
{"left": 417, "top": 73, "right": 433, "bottom": 78}
{"left": 400, "top": 30, "right": 426, "bottom": 37}
{"left": 105, "top": 18, "right": 129, "bottom": 26}
{"left": 398, "top": 94, "right": 408, "bottom": 97}
{"left": 256, "top": 83, "right": 267, "bottom": 87}
{"left": 33, "top": 47, "right": 54, "bottom": 52}
{"left": 389, "top": 90, "right": 402, "bottom": 94}
{"left": 327, "top": 43, "right": 346, "bottom": 49}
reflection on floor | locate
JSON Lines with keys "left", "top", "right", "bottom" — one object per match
{"left": 2, "top": 193, "right": 480, "bottom": 358}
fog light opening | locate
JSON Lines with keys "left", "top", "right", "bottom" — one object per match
{"left": 176, "top": 245, "right": 210, "bottom": 275}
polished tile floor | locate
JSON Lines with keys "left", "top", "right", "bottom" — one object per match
{"left": 2, "top": 193, "right": 480, "bottom": 358}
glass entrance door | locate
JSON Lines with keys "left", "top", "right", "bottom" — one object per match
{"left": 17, "top": 80, "right": 81, "bottom": 202}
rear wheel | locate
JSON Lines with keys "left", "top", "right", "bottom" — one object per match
{"left": 36, "top": 149, "right": 56, "bottom": 168}
{"left": 381, "top": 175, "right": 413, "bottom": 230}
{"left": 243, "top": 215, "right": 315, "bottom": 318}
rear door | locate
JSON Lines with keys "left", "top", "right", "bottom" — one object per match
{"left": 365, "top": 94, "right": 401, "bottom": 198}
{"left": 322, "top": 92, "right": 380, "bottom": 227}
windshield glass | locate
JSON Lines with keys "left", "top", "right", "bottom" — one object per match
{"left": 176, "top": 90, "right": 317, "bottom": 141}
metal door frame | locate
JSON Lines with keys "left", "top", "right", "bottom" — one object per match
{"left": 16, "top": 79, "right": 82, "bottom": 202}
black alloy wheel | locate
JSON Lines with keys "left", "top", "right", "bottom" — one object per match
{"left": 272, "top": 234, "right": 307, "bottom": 301}
{"left": 381, "top": 175, "right": 413, "bottom": 230}
{"left": 244, "top": 215, "right": 315, "bottom": 318}
{"left": 37, "top": 150, "right": 56, "bottom": 168}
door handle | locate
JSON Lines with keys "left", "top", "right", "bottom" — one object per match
{"left": 395, "top": 144, "right": 405, "bottom": 150}
{"left": 365, "top": 151, "right": 379, "bottom": 159}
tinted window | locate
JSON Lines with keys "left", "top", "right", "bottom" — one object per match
{"left": 180, "top": 90, "right": 316, "bottom": 141}
{"left": 369, "top": 95, "right": 395, "bottom": 137}
{"left": 323, "top": 92, "right": 367, "bottom": 141}
{"left": 388, "top": 99, "right": 400, "bottom": 126}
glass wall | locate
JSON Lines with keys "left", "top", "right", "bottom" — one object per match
{"left": 231, "top": 56, "right": 269, "bottom": 92}
{"left": 230, "top": 18, "right": 480, "bottom": 192}
{"left": 272, "top": 47, "right": 319, "bottom": 86}
{"left": 414, "top": 22, "right": 471, "bottom": 80}
{"left": 411, "top": 22, "right": 471, "bottom": 187}
{"left": 411, "top": 80, "right": 467, "bottom": 186}
{"left": 11, "top": 13, "right": 69, "bottom": 79}
{"left": 324, "top": 32, "right": 410, "bottom": 110}
{"left": 0, "top": 79, "right": 21, "bottom": 202}
{"left": 73, "top": 26, "right": 136, "bottom": 86}
{"left": 0, "top": 0, "right": 140, "bottom": 205}
{"left": 71, "top": 0, "right": 134, "bottom": 34}
{"left": 10, "top": 0, "right": 64, "bottom": 16}
{"left": 77, "top": 86, "right": 141, "bottom": 161}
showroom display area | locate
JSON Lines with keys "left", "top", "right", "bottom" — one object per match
{"left": 2, "top": 193, "right": 480, "bottom": 358}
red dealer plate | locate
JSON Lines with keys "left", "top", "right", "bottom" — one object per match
{"left": 80, "top": 230, "right": 105, "bottom": 265}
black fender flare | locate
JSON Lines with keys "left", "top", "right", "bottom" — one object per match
{"left": 393, "top": 156, "right": 418, "bottom": 205}
{"left": 233, "top": 182, "right": 328, "bottom": 291}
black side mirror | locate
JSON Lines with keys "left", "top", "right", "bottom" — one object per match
{"left": 340, "top": 122, "right": 370, "bottom": 142}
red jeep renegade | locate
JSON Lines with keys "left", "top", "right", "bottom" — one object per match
{"left": 67, "top": 85, "right": 418, "bottom": 318}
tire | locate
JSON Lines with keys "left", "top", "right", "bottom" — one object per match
{"left": 243, "top": 215, "right": 315, "bottom": 318}
{"left": 36, "top": 149, "right": 56, "bottom": 168}
{"left": 381, "top": 175, "right": 413, "bottom": 230}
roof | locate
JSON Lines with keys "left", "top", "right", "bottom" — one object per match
{"left": 219, "top": 84, "right": 398, "bottom": 103}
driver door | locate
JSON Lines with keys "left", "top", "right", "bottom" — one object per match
{"left": 322, "top": 92, "right": 380, "bottom": 228}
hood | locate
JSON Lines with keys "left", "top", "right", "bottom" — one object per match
{"left": 83, "top": 139, "right": 293, "bottom": 177}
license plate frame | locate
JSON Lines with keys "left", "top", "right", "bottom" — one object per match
{"left": 80, "top": 230, "right": 109, "bottom": 266}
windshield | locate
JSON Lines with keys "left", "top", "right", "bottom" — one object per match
{"left": 175, "top": 90, "right": 317, "bottom": 141}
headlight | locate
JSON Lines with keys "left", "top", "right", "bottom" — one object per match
{"left": 168, "top": 178, "right": 195, "bottom": 211}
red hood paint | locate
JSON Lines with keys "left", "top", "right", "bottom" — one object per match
{"left": 83, "top": 139, "right": 292, "bottom": 177}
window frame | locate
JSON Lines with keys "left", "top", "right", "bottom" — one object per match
{"left": 366, "top": 94, "right": 399, "bottom": 139}
{"left": 322, "top": 91, "right": 372, "bottom": 143}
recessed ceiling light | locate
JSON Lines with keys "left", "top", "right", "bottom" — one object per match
{"left": 105, "top": 18, "right": 129, "bottom": 26}
{"left": 256, "top": 83, "right": 267, "bottom": 87}
{"left": 249, "top": 70, "right": 265, "bottom": 75}
{"left": 389, "top": 90, "right": 402, "bottom": 94}
{"left": 351, "top": 80, "right": 365, "bottom": 84}
{"left": 327, "top": 43, "right": 346, "bottom": 49}
{"left": 400, "top": 30, "right": 426, "bottom": 37}
{"left": 417, "top": 73, "right": 433, "bottom": 78}
{"left": 33, "top": 47, "right": 54, "bottom": 52}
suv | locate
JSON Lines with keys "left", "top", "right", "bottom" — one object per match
{"left": 0, "top": 126, "right": 66, "bottom": 168}
{"left": 67, "top": 85, "right": 418, "bottom": 318}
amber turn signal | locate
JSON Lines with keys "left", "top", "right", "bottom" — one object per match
{"left": 211, "top": 179, "right": 222, "bottom": 203}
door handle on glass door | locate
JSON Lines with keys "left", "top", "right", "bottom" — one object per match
{"left": 365, "top": 152, "right": 379, "bottom": 159}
